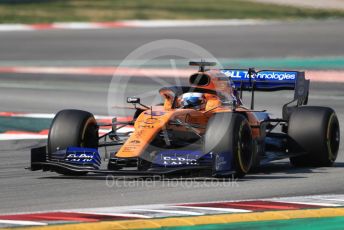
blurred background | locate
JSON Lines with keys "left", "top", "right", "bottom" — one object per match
{"left": 1, "top": 0, "right": 344, "bottom": 22}
{"left": 0, "top": 0, "right": 343, "bottom": 218}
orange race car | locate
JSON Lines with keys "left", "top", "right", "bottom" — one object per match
{"left": 30, "top": 61, "right": 340, "bottom": 178}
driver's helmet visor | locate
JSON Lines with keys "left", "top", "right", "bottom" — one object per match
{"left": 181, "top": 92, "right": 204, "bottom": 108}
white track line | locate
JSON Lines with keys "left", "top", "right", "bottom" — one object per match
{"left": 269, "top": 201, "right": 341, "bottom": 207}
{"left": 131, "top": 208, "right": 203, "bottom": 216}
{"left": 71, "top": 211, "right": 151, "bottom": 219}
{"left": 170, "top": 205, "right": 251, "bottom": 213}
{"left": 0, "top": 20, "right": 268, "bottom": 32}
{"left": 0, "top": 112, "right": 114, "bottom": 120}
{"left": 126, "top": 19, "right": 269, "bottom": 28}
{"left": 1, "top": 67, "right": 344, "bottom": 82}
{"left": 0, "top": 128, "right": 133, "bottom": 141}
{"left": 320, "top": 198, "right": 344, "bottom": 202}
{"left": 0, "top": 134, "right": 48, "bottom": 140}
{"left": 0, "top": 220, "right": 47, "bottom": 226}
{"left": 267, "top": 194, "right": 344, "bottom": 206}
{"left": 0, "top": 25, "right": 34, "bottom": 32}
{"left": 0, "top": 112, "right": 134, "bottom": 141}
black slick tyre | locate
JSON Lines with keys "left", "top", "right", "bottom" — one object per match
{"left": 204, "top": 113, "right": 253, "bottom": 178}
{"left": 48, "top": 109, "right": 99, "bottom": 175}
{"left": 288, "top": 106, "right": 340, "bottom": 167}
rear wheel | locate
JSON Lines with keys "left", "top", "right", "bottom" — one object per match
{"left": 204, "top": 113, "right": 253, "bottom": 178}
{"left": 288, "top": 106, "right": 340, "bottom": 167}
{"left": 48, "top": 109, "right": 99, "bottom": 175}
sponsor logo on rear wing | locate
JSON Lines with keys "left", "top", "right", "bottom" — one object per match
{"left": 221, "top": 69, "right": 303, "bottom": 91}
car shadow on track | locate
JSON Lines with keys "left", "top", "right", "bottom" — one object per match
{"left": 334, "top": 162, "right": 344, "bottom": 167}
{"left": 244, "top": 161, "right": 344, "bottom": 180}
{"left": 37, "top": 163, "right": 305, "bottom": 181}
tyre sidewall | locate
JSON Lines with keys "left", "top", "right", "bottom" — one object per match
{"left": 205, "top": 113, "right": 253, "bottom": 178}
{"left": 48, "top": 109, "right": 98, "bottom": 158}
{"left": 288, "top": 106, "right": 340, "bottom": 166}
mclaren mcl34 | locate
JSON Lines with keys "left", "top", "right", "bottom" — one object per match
{"left": 30, "top": 61, "right": 340, "bottom": 178}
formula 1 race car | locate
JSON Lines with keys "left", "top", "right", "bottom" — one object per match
{"left": 30, "top": 61, "right": 340, "bottom": 178}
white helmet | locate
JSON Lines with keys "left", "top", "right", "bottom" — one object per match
{"left": 181, "top": 92, "right": 205, "bottom": 110}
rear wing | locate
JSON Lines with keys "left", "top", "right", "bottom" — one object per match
{"left": 221, "top": 69, "right": 306, "bottom": 90}
{"left": 220, "top": 69, "right": 310, "bottom": 114}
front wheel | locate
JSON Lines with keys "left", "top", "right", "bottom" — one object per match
{"left": 48, "top": 109, "right": 99, "bottom": 175}
{"left": 204, "top": 113, "right": 253, "bottom": 178}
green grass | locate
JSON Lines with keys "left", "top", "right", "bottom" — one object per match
{"left": 1, "top": 0, "right": 344, "bottom": 23}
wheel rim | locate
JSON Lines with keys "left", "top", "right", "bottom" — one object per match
{"left": 327, "top": 114, "right": 340, "bottom": 161}
{"left": 237, "top": 123, "right": 252, "bottom": 173}
{"left": 81, "top": 118, "right": 98, "bottom": 148}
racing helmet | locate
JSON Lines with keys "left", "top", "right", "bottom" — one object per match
{"left": 181, "top": 92, "right": 205, "bottom": 109}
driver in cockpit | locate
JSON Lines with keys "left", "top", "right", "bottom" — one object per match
{"left": 179, "top": 92, "right": 206, "bottom": 110}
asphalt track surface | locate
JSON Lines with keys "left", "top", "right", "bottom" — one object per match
{"left": 0, "top": 20, "right": 343, "bottom": 214}
{"left": 0, "top": 20, "right": 344, "bottom": 62}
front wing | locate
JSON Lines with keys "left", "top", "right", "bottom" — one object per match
{"left": 30, "top": 146, "right": 212, "bottom": 176}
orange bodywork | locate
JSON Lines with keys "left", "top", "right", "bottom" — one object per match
{"left": 115, "top": 70, "right": 262, "bottom": 158}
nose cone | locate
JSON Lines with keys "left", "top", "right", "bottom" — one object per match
{"left": 115, "top": 111, "right": 170, "bottom": 158}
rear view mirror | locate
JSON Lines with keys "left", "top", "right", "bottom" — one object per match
{"left": 127, "top": 97, "right": 140, "bottom": 104}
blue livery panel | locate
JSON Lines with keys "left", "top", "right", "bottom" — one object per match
{"left": 221, "top": 69, "right": 303, "bottom": 91}
{"left": 154, "top": 150, "right": 201, "bottom": 166}
{"left": 51, "top": 147, "right": 101, "bottom": 169}
{"left": 153, "top": 150, "right": 213, "bottom": 167}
